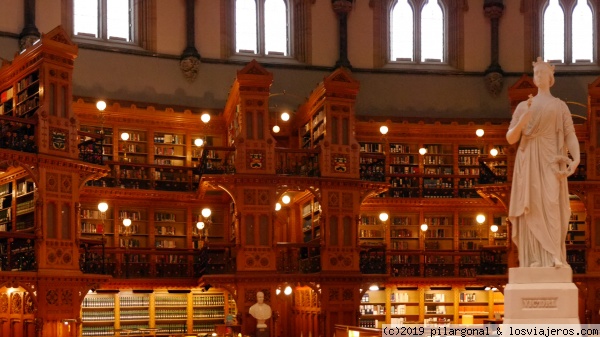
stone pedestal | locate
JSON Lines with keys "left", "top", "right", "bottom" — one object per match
{"left": 256, "top": 327, "right": 269, "bottom": 337}
{"left": 503, "top": 267, "right": 579, "bottom": 324}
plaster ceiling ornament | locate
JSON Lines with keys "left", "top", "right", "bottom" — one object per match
{"left": 485, "top": 71, "right": 504, "bottom": 97}
{"left": 180, "top": 55, "right": 200, "bottom": 83}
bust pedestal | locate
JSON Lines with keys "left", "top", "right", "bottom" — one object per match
{"left": 503, "top": 267, "right": 579, "bottom": 324}
{"left": 256, "top": 327, "right": 269, "bottom": 337}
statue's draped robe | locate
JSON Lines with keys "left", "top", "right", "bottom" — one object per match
{"left": 508, "top": 98, "right": 575, "bottom": 267}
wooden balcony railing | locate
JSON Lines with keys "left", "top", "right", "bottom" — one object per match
{"left": 0, "top": 115, "right": 37, "bottom": 153}
{"left": 276, "top": 242, "right": 321, "bottom": 274}
{"left": 275, "top": 148, "right": 320, "bottom": 177}
{"left": 0, "top": 234, "right": 37, "bottom": 272}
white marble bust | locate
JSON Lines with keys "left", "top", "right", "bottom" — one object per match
{"left": 249, "top": 291, "right": 272, "bottom": 328}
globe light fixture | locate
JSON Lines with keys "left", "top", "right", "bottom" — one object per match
{"left": 194, "top": 138, "right": 204, "bottom": 147}
{"left": 121, "top": 132, "right": 130, "bottom": 141}
{"left": 201, "top": 208, "right": 212, "bottom": 218}
{"left": 284, "top": 286, "right": 292, "bottom": 295}
{"left": 476, "top": 129, "right": 484, "bottom": 137}
{"left": 282, "top": 195, "right": 291, "bottom": 204}
{"left": 379, "top": 212, "right": 389, "bottom": 222}
{"left": 275, "top": 202, "right": 282, "bottom": 211}
{"left": 201, "top": 113, "right": 211, "bottom": 124}
{"left": 96, "top": 100, "right": 107, "bottom": 111}
{"left": 490, "top": 148, "right": 499, "bottom": 157}
{"left": 369, "top": 285, "right": 379, "bottom": 291}
{"left": 97, "top": 202, "right": 108, "bottom": 213}
{"left": 281, "top": 112, "right": 290, "bottom": 122}
{"left": 123, "top": 218, "right": 132, "bottom": 227}
{"left": 490, "top": 224, "right": 499, "bottom": 233}
{"left": 420, "top": 223, "right": 428, "bottom": 232}
{"left": 196, "top": 221, "right": 205, "bottom": 230}
{"left": 276, "top": 288, "right": 281, "bottom": 295}
{"left": 273, "top": 125, "right": 281, "bottom": 133}
{"left": 476, "top": 214, "right": 486, "bottom": 224}
{"left": 380, "top": 126, "right": 389, "bottom": 135}
{"left": 419, "top": 147, "right": 427, "bottom": 155}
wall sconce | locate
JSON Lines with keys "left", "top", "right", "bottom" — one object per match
{"left": 476, "top": 214, "right": 486, "bottom": 224}
{"left": 195, "top": 208, "right": 212, "bottom": 245}
{"left": 476, "top": 129, "right": 484, "bottom": 137}
{"left": 378, "top": 212, "right": 389, "bottom": 222}
{"left": 490, "top": 148, "right": 499, "bottom": 157}
{"left": 419, "top": 147, "right": 427, "bottom": 155}
{"left": 201, "top": 113, "right": 211, "bottom": 124}
{"left": 379, "top": 126, "right": 388, "bottom": 135}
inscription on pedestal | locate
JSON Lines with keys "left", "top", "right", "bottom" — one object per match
{"left": 522, "top": 298, "right": 557, "bottom": 308}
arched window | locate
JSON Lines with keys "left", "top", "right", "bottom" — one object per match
{"left": 225, "top": 0, "right": 311, "bottom": 62}
{"left": 390, "top": 0, "right": 444, "bottom": 63}
{"left": 235, "top": 0, "right": 289, "bottom": 56}
{"left": 374, "top": 0, "right": 464, "bottom": 69}
{"left": 529, "top": 0, "right": 597, "bottom": 66}
{"left": 420, "top": 1, "right": 444, "bottom": 62}
{"left": 74, "top": 0, "right": 132, "bottom": 42}
{"left": 66, "top": 0, "right": 155, "bottom": 50}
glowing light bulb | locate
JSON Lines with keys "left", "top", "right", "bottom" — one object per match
{"left": 201, "top": 208, "right": 212, "bottom": 218}
{"left": 419, "top": 147, "right": 427, "bottom": 155}
{"left": 476, "top": 129, "right": 484, "bottom": 137}
{"left": 281, "top": 112, "right": 290, "bottom": 122}
{"left": 282, "top": 195, "right": 291, "bottom": 204}
{"left": 96, "top": 100, "right": 107, "bottom": 111}
{"left": 380, "top": 126, "right": 389, "bottom": 135}
{"left": 284, "top": 286, "right": 292, "bottom": 295}
{"left": 201, "top": 113, "right": 211, "bottom": 123}
{"left": 121, "top": 132, "right": 130, "bottom": 141}
{"left": 97, "top": 202, "right": 108, "bottom": 213}
{"left": 379, "top": 212, "right": 389, "bottom": 222}
{"left": 196, "top": 221, "right": 205, "bottom": 230}
{"left": 490, "top": 148, "right": 499, "bottom": 157}
{"left": 273, "top": 125, "right": 281, "bottom": 133}
{"left": 194, "top": 138, "right": 204, "bottom": 147}
{"left": 420, "top": 223, "right": 428, "bottom": 232}
{"left": 476, "top": 214, "right": 486, "bottom": 224}
{"left": 490, "top": 224, "right": 499, "bottom": 233}
{"left": 123, "top": 218, "right": 132, "bottom": 227}
{"left": 275, "top": 203, "right": 282, "bottom": 211}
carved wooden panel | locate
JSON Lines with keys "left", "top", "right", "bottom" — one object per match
{"left": 47, "top": 172, "right": 58, "bottom": 192}
{"left": 60, "top": 174, "right": 72, "bottom": 193}
{"left": 0, "top": 294, "right": 7, "bottom": 313}
{"left": 328, "top": 192, "right": 339, "bottom": 208}
{"left": 244, "top": 189, "right": 256, "bottom": 205}
{"left": 10, "top": 293, "right": 22, "bottom": 314}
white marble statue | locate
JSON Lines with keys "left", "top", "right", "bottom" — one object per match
{"left": 506, "top": 57, "right": 580, "bottom": 268}
{"left": 249, "top": 291, "right": 272, "bottom": 328}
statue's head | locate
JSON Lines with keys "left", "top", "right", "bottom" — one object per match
{"left": 532, "top": 56, "right": 555, "bottom": 87}
{"left": 257, "top": 291, "right": 264, "bottom": 303}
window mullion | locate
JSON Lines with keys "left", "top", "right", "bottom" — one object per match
{"left": 565, "top": 2, "right": 573, "bottom": 64}
{"left": 100, "top": 0, "right": 108, "bottom": 40}
{"left": 258, "top": 0, "right": 265, "bottom": 56}
{"left": 414, "top": 5, "right": 421, "bottom": 63}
